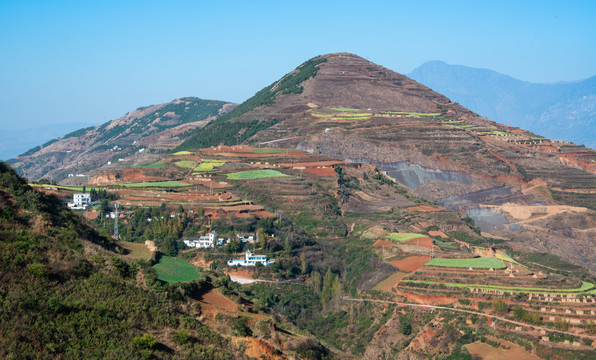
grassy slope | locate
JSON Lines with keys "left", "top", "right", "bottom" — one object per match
{"left": 0, "top": 162, "right": 233, "bottom": 359}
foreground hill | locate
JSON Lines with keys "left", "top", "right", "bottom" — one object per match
{"left": 10, "top": 97, "right": 235, "bottom": 182}
{"left": 175, "top": 52, "right": 596, "bottom": 274}
{"left": 408, "top": 61, "right": 596, "bottom": 148}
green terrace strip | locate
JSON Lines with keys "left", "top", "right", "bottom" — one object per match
{"left": 385, "top": 233, "right": 426, "bottom": 242}
{"left": 387, "top": 111, "right": 441, "bottom": 117}
{"left": 442, "top": 120, "right": 465, "bottom": 124}
{"left": 425, "top": 257, "right": 507, "bottom": 269}
{"left": 135, "top": 160, "right": 166, "bottom": 169}
{"left": 172, "top": 150, "right": 193, "bottom": 155}
{"left": 193, "top": 159, "right": 227, "bottom": 172}
{"left": 174, "top": 160, "right": 197, "bottom": 169}
{"left": 401, "top": 280, "right": 595, "bottom": 295}
{"left": 226, "top": 169, "right": 290, "bottom": 180}
{"left": 455, "top": 125, "right": 476, "bottom": 128}
{"left": 120, "top": 181, "right": 192, "bottom": 188}
{"left": 327, "top": 107, "right": 360, "bottom": 112}
{"left": 152, "top": 256, "right": 201, "bottom": 283}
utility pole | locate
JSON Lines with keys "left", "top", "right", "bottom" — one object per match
{"left": 113, "top": 203, "right": 119, "bottom": 241}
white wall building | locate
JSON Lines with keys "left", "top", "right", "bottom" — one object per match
{"left": 227, "top": 250, "right": 274, "bottom": 267}
{"left": 68, "top": 193, "right": 91, "bottom": 210}
{"left": 184, "top": 232, "right": 218, "bottom": 248}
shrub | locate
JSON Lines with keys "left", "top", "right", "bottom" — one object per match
{"left": 133, "top": 334, "right": 157, "bottom": 350}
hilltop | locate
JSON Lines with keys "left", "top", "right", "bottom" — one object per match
{"left": 409, "top": 60, "right": 596, "bottom": 148}
{"left": 176, "top": 52, "right": 596, "bottom": 274}
{"left": 10, "top": 97, "right": 235, "bottom": 182}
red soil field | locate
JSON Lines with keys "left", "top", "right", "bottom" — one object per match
{"left": 373, "top": 240, "right": 395, "bottom": 247}
{"left": 390, "top": 256, "right": 430, "bottom": 272}
{"left": 305, "top": 167, "right": 337, "bottom": 176}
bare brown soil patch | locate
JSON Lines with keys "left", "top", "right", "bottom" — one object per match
{"left": 199, "top": 288, "right": 238, "bottom": 313}
{"left": 403, "top": 237, "right": 439, "bottom": 250}
{"left": 83, "top": 210, "right": 99, "bottom": 220}
{"left": 373, "top": 271, "right": 408, "bottom": 292}
{"left": 231, "top": 337, "right": 283, "bottom": 359}
{"left": 373, "top": 240, "right": 395, "bottom": 247}
{"left": 428, "top": 230, "right": 448, "bottom": 238}
{"left": 390, "top": 256, "right": 430, "bottom": 272}
{"left": 407, "top": 205, "right": 444, "bottom": 212}
{"left": 305, "top": 167, "right": 337, "bottom": 176}
{"left": 465, "top": 340, "right": 542, "bottom": 360}
{"left": 395, "top": 290, "right": 455, "bottom": 306}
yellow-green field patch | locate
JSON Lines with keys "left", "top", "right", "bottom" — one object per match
{"left": 174, "top": 160, "right": 197, "bottom": 169}
{"left": 227, "top": 169, "right": 289, "bottom": 180}
{"left": 386, "top": 233, "right": 426, "bottom": 242}
{"left": 425, "top": 257, "right": 506, "bottom": 269}
{"left": 193, "top": 159, "right": 227, "bottom": 172}
{"left": 172, "top": 150, "right": 193, "bottom": 155}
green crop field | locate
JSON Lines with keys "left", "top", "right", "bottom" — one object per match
{"left": 193, "top": 159, "right": 227, "bottom": 172}
{"left": 136, "top": 161, "right": 166, "bottom": 169}
{"left": 401, "top": 280, "right": 594, "bottom": 295}
{"left": 174, "top": 160, "right": 197, "bottom": 169}
{"left": 227, "top": 169, "right": 289, "bottom": 180}
{"left": 425, "top": 257, "right": 506, "bottom": 269}
{"left": 172, "top": 150, "right": 193, "bottom": 155}
{"left": 328, "top": 107, "right": 360, "bottom": 112}
{"left": 152, "top": 256, "right": 201, "bottom": 283}
{"left": 121, "top": 181, "right": 192, "bottom": 188}
{"left": 386, "top": 233, "right": 426, "bottom": 242}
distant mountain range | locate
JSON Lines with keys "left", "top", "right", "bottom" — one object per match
{"left": 408, "top": 61, "right": 596, "bottom": 149}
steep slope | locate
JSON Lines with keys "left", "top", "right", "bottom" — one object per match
{"left": 409, "top": 60, "right": 596, "bottom": 148}
{"left": 11, "top": 97, "right": 234, "bottom": 182}
{"left": 177, "top": 52, "right": 596, "bottom": 272}
{"left": 0, "top": 162, "right": 246, "bottom": 359}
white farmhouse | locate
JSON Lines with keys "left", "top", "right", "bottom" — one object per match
{"left": 67, "top": 193, "right": 91, "bottom": 210}
{"left": 183, "top": 232, "right": 218, "bottom": 249}
{"left": 227, "top": 250, "right": 274, "bottom": 267}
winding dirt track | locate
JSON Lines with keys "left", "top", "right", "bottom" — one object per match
{"left": 342, "top": 297, "right": 596, "bottom": 340}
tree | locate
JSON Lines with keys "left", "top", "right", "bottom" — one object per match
{"left": 311, "top": 271, "right": 322, "bottom": 292}
{"left": 257, "top": 228, "right": 266, "bottom": 249}
{"left": 400, "top": 316, "right": 412, "bottom": 335}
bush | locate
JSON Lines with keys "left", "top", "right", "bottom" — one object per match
{"left": 133, "top": 334, "right": 157, "bottom": 350}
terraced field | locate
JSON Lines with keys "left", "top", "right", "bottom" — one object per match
{"left": 425, "top": 257, "right": 506, "bottom": 269}
{"left": 120, "top": 181, "right": 192, "bottom": 188}
{"left": 227, "top": 169, "right": 289, "bottom": 180}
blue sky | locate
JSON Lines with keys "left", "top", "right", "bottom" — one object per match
{"left": 1, "top": 0, "right": 595, "bottom": 132}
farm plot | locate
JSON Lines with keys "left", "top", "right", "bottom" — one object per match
{"left": 152, "top": 256, "right": 201, "bottom": 283}
{"left": 121, "top": 181, "right": 192, "bottom": 188}
{"left": 117, "top": 241, "right": 153, "bottom": 261}
{"left": 193, "top": 159, "right": 227, "bottom": 172}
{"left": 172, "top": 150, "right": 193, "bottom": 155}
{"left": 401, "top": 280, "right": 594, "bottom": 295}
{"left": 425, "top": 257, "right": 506, "bottom": 269}
{"left": 174, "top": 160, "right": 196, "bottom": 169}
{"left": 386, "top": 233, "right": 426, "bottom": 243}
{"left": 136, "top": 160, "right": 166, "bottom": 169}
{"left": 227, "top": 169, "right": 289, "bottom": 180}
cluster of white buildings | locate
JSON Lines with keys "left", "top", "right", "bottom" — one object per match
{"left": 183, "top": 232, "right": 227, "bottom": 248}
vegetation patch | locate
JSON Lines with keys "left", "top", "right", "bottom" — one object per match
{"left": 172, "top": 150, "right": 193, "bottom": 155}
{"left": 174, "top": 160, "right": 197, "bottom": 169}
{"left": 328, "top": 107, "right": 360, "bottom": 112}
{"left": 495, "top": 253, "right": 517, "bottom": 264}
{"left": 121, "top": 181, "right": 192, "bottom": 188}
{"left": 386, "top": 233, "right": 426, "bottom": 243}
{"left": 136, "top": 161, "right": 166, "bottom": 169}
{"left": 193, "top": 159, "right": 227, "bottom": 172}
{"left": 152, "top": 255, "right": 201, "bottom": 283}
{"left": 402, "top": 280, "right": 594, "bottom": 294}
{"left": 425, "top": 257, "right": 506, "bottom": 269}
{"left": 227, "top": 169, "right": 289, "bottom": 180}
